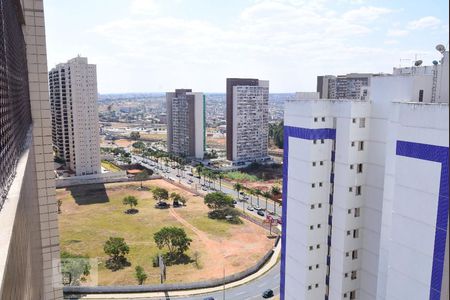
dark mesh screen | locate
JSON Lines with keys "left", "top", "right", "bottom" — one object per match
{"left": 0, "top": 0, "right": 32, "bottom": 210}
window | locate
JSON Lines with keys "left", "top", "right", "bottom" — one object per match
{"left": 311, "top": 204, "right": 315, "bottom": 209}
{"left": 308, "top": 285, "right": 312, "bottom": 290}
{"left": 309, "top": 246, "right": 314, "bottom": 251}
{"left": 309, "top": 266, "right": 313, "bottom": 270}
{"left": 352, "top": 118, "right": 357, "bottom": 123}
{"left": 344, "top": 293, "right": 348, "bottom": 298}
{"left": 357, "top": 163, "right": 363, "bottom": 173}
{"left": 318, "top": 203, "right": 322, "bottom": 208}
{"left": 352, "top": 250, "right": 358, "bottom": 260}
{"left": 312, "top": 183, "right": 316, "bottom": 188}
{"left": 315, "top": 284, "right": 319, "bottom": 288}
{"left": 353, "top": 229, "right": 359, "bottom": 238}
{"left": 316, "top": 244, "right": 320, "bottom": 249}
{"left": 351, "top": 271, "right": 357, "bottom": 280}
{"left": 316, "top": 264, "right": 319, "bottom": 269}
{"left": 350, "top": 164, "right": 354, "bottom": 170}
{"left": 317, "top": 224, "right": 321, "bottom": 228}
{"left": 419, "top": 89, "right": 424, "bottom": 102}
{"left": 319, "top": 182, "right": 323, "bottom": 187}
{"left": 359, "top": 118, "right": 366, "bottom": 128}
{"left": 320, "top": 161, "right": 324, "bottom": 166}
{"left": 358, "top": 141, "right": 364, "bottom": 151}
{"left": 347, "top": 230, "right": 351, "bottom": 236}
{"left": 345, "top": 252, "right": 350, "bottom": 257}
{"left": 354, "top": 208, "right": 361, "bottom": 217}
{"left": 344, "top": 273, "right": 348, "bottom": 278}
{"left": 321, "top": 139, "right": 325, "bottom": 144}
{"left": 355, "top": 186, "right": 362, "bottom": 196}
{"left": 350, "top": 291, "right": 356, "bottom": 300}
{"left": 348, "top": 209, "right": 352, "bottom": 214}
{"left": 349, "top": 187, "right": 353, "bottom": 192}
{"left": 312, "top": 162, "right": 316, "bottom": 167}
{"left": 351, "top": 141, "right": 355, "bottom": 147}
{"left": 310, "top": 225, "right": 314, "bottom": 230}
{"left": 322, "top": 117, "right": 326, "bottom": 122}
{"left": 314, "top": 117, "right": 318, "bottom": 122}
{"left": 313, "top": 140, "right": 317, "bottom": 144}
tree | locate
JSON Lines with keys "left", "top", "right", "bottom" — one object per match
{"left": 57, "top": 199, "right": 62, "bottom": 214}
{"left": 122, "top": 195, "right": 138, "bottom": 212}
{"left": 255, "top": 189, "right": 262, "bottom": 207}
{"left": 103, "top": 237, "right": 130, "bottom": 271}
{"left": 204, "top": 192, "right": 234, "bottom": 210}
{"left": 152, "top": 187, "right": 169, "bottom": 204}
{"left": 262, "top": 191, "right": 272, "bottom": 211}
{"left": 130, "top": 131, "right": 140, "bottom": 140}
{"left": 234, "top": 183, "right": 243, "bottom": 201}
{"left": 135, "top": 169, "right": 150, "bottom": 188}
{"left": 154, "top": 227, "right": 192, "bottom": 260}
{"left": 132, "top": 141, "right": 146, "bottom": 149}
{"left": 170, "top": 192, "right": 186, "bottom": 207}
{"left": 217, "top": 173, "right": 224, "bottom": 191}
{"left": 135, "top": 265, "right": 147, "bottom": 285}
{"left": 269, "top": 121, "right": 284, "bottom": 149}
{"left": 61, "top": 252, "right": 91, "bottom": 286}
{"left": 271, "top": 185, "right": 281, "bottom": 196}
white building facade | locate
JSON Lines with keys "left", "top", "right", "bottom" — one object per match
{"left": 226, "top": 78, "right": 269, "bottom": 163}
{"left": 281, "top": 50, "right": 449, "bottom": 300}
{"left": 166, "top": 89, "right": 204, "bottom": 159}
{"left": 49, "top": 57, "right": 101, "bottom": 176}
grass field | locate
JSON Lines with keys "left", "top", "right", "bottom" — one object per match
{"left": 57, "top": 180, "right": 273, "bottom": 286}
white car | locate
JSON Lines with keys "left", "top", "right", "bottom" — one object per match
{"left": 247, "top": 206, "right": 254, "bottom": 211}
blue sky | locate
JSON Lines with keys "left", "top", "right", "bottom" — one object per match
{"left": 44, "top": 0, "right": 449, "bottom": 93}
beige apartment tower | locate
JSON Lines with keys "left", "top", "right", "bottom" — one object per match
{"left": 49, "top": 56, "right": 101, "bottom": 176}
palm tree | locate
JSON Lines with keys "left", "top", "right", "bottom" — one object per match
{"left": 248, "top": 189, "right": 255, "bottom": 206}
{"left": 262, "top": 191, "right": 272, "bottom": 212}
{"left": 234, "top": 183, "right": 243, "bottom": 201}
{"left": 196, "top": 165, "right": 203, "bottom": 185}
{"left": 217, "top": 173, "right": 224, "bottom": 191}
{"left": 255, "top": 189, "right": 261, "bottom": 207}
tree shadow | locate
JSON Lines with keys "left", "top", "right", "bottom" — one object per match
{"left": 67, "top": 183, "right": 109, "bottom": 205}
{"left": 125, "top": 208, "right": 139, "bottom": 214}
{"left": 105, "top": 257, "right": 131, "bottom": 271}
{"left": 163, "top": 253, "right": 193, "bottom": 266}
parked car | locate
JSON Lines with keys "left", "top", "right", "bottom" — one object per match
{"left": 247, "top": 206, "right": 254, "bottom": 211}
{"left": 257, "top": 210, "right": 265, "bottom": 217}
{"left": 233, "top": 200, "right": 238, "bottom": 205}
{"left": 262, "top": 289, "right": 274, "bottom": 298}
{"left": 203, "top": 297, "right": 215, "bottom": 300}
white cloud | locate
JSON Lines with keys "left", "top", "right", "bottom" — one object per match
{"left": 387, "top": 29, "right": 409, "bottom": 37}
{"left": 342, "top": 6, "right": 392, "bottom": 23}
{"left": 408, "top": 16, "right": 442, "bottom": 30}
{"left": 130, "top": 0, "right": 159, "bottom": 15}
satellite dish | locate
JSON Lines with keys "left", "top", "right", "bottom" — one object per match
{"left": 436, "top": 44, "right": 446, "bottom": 54}
{"left": 414, "top": 60, "right": 423, "bottom": 66}
{"left": 433, "top": 60, "right": 439, "bottom": 65}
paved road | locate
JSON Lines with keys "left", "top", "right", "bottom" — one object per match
{"left": 169, "top": 263, "right": 280, "bottom": 300}
{"left": 132, "top": 155, "right": 282, "bottom": 222}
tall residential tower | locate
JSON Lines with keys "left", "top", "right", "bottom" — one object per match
{"left": 166, "top": 89, "right": 204, "bottom": 159}
{"left": 281, "top": 49, "right": 449, "bottom": 300}
{"left": 226, "top": 78, "right": 269, "bottom": 164}
{"left": 49, "top": 56, "right": 101, "bottom": 176}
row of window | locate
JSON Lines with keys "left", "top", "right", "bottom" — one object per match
{"left": 312, "top": 161, "right": 325, "bottom": 166}
{"left": 309, "top": 224, "right": 322, "bottom": 230}
{"left": 307, "top": 283, "right": 320, "bottom": 290}
{"left": 344, "top": 270, "right": 357, "bottom": 280}
{"left": 351, "top": 141, "right": 365, "bottom": 151}
{"left": 309, "top": 244, "right": 321, "bottom": 250}
{"left": 313, "top": 139, "right": 326, "bottom": 144}
{"left": 347, "top": 207, "right": 361, "bottom": 217}
{"left": 313, "top": 117, "right": 326, "bottom": 122}
{"left": 308, "top": 264, "right": 320, "bottom": 270}
{"left": 310, "top": 203, "right": 323, "bottom": 209}
{"left": 349, "top": 186, "right": 362, "bottom": 195}
{"left": 346, "top": 229, "right": 359, "bottom": 238}
{"left": 350, "top": 163, "right": 363, "bottom": 173}
{"left": 352, "top": 117, "right": 366, "bottom": 128}
{"left": 312, "top": 182, "right": 324, "bottom": 188}
{"left": 344, "top": 290, "right": 356, "bottom": 299}
{"left": 345, "top": 249, "right": 358, "bottom": 260}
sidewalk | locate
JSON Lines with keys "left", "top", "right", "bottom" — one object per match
{"left": 75, "top": 240, "right": 282, "bottom": 299}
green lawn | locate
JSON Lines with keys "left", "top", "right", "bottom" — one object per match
{"left": 57, "top": 180, "right": 272, "bottom": 286}
{"left": 101, "top": 160, "right": 122, "bottom": 172}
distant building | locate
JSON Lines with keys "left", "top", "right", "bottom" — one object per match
{"left": 317, "top": 73, "right": 372, "bottom": 100}
{"left": 281, "top": 49, "right": 449, "bottom": 300}
{"left": 166, "top": 89, "right": 205, "bottom": 159}
{"left": 49, "top": 56, "right": 101, "bottom": 176}
{"left": 226, "top": 78, "right": 269, "bottom": 164}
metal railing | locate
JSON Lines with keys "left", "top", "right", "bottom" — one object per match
{"left": 0, "top": 0, "right": 32, "bottom": 210}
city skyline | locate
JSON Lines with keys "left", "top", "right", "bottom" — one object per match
{"left": 44, "top": 0, "right": 448, "bottom": 94}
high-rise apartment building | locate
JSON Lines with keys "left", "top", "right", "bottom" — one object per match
{"left": 317, "top": 74, "right": 372, "bottom": 100}
{"left": 166, "top": 89, "right": 204, "bottom": 159}
{"left": 226, "top": 78, "right": 269, "bottom": 164}
{"left": 49, "top": 56, "right": 101, "bottom": 176}
{"left": 0, "top": 0, "right": 62, "bottom": 298}
{"left": 281, "top": 50, "right": 449, "bottom": 300}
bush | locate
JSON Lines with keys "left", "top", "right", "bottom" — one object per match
{"left": 208, "top": 207, "right": 242, "bottom": 224}
{"left": 61, "top": 252, "right": 91, "bottom": 286}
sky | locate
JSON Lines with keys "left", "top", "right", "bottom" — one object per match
{"left": 44, "top": 0, "right": 449, "bottom": 93}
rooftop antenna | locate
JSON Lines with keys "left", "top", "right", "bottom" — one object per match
{"left": 399, "top": 58, "right": 411, "bottom": 68}
{"left": 414, "top": 60, "right": 423, "bottom": 67}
